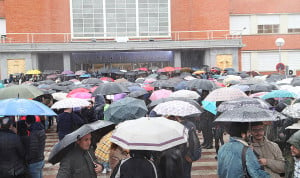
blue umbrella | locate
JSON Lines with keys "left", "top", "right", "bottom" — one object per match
{"left": 261, "top": 90, "right": 297, "bottom": 100}
{"left": 0, "top": 98, "right": 57, "bottom": 116}
{"left": 202, "top": 100, "right": 217, "bottom": 115}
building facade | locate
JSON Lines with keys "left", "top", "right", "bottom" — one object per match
{"left": 0, "top": 0, "right": 299, "bottom": 79}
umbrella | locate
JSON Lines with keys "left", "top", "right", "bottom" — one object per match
{"left": 49, "top": 84, "right": 69, "bottom": 92}
{"left": 202, "top": 100, "right": 217, "bottom": 115}
{"left": 261, "top": 90, "right": 297, "bottom": 100}
{"left": 67, "top": 88, "right": 90, "bottom": 97}
{"left": 286, "top": 120, "right": 300, "bottom": 130}
{"left": 114, "top": 78, "right": 128, "bottom": 83}
{"left": 104, "top": 97, "right": 148, "bottom": 124}
{"left": 148, "top": 97, "right": 202, "bottom": 111}
{"left": 217, "top": 97, "right": 271, "bottom": 112}
{"left": 142, "top": 84, "right": 154, "bottom": 91}
{"left": 204, "top": 87, "right": 248, "bottom": 102}
{"left": 174, "top": 81, "right": 189, "bottom": 91}
{"left": 249, "top": 92, "right": 269, "bottom": 98}
{"left": 0, "top": 98, "right": 57, "bottom": 116}
{"left": 67, "top": 92, "right": 92, "bottom": 100}
{"left": 215, "top": 106, "right": 286, "bottom": 122}
{"left": 192, "top": 70, "right": 205, "bottom": 75}
{"left": 95, "top": 131, "right": 113, "bottom": 162}
{"left": 149, "top": 89, "right": 172, "bottom": 101}
{"left": 52, "top": 92, "right": 68, "bottom": 101}
{"left": 153, "top": 100, "right": 202, "bottom": 117}
{"left": 93, "top": 83, "right": 129, "bottom": 95}
{"left": 230, "top": 84, "right": 250, "bottom": 92}
{"left": 151, "top": 79, "right": 176, "bottom": 88}
{"left": 46, "top": 74, "right": 58, "bottom": 79}
{"left": 0, "top": 85, "right": 43, "bottom": 99}
{"left": 128, "top": 90, "right": 148, "bottom": 98}
{"left": 110, "top": 117, "right": 188, "bottom": 151}
{"left": 75, "top": 70, "right": 86, "bottom": 76}
{"left": 48, "top": 120, "right": 115, "bottom": 164}
{"left": 128, "top": 86, "right": 147, "bottom": 92}
{"left": 186, "top": 79, "right": 216, "bottom": 91}
{"left": 51, "top": 98, "right": 91, "bottom": 109}
{"left": 81, "top": 78, "right": 103, "bottom": 85}
{"left": 100, "top": 77, "right": 114, "bottom": 82}
{"left": 282, "top": 103, "right": 300, "bottom": 118}
{"left": 79, "top": 74, "right": 91, "bottom": 78}
{"left": 61, "top": 70, "right": 74, "bottom": 75}
{"left": 162, "top": 66, "right": 175, "bottom": 72}
{"left": 169, "top": 90, "right": 200, "bottom": 100}
{"left": 249, "top": 83, "right": 278, "bottom": 92}
{"left": 25, "top": 69, "right": 41, "bottom": 75}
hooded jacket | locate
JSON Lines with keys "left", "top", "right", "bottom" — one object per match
{"left": 251, "top": 137, "right": 285, "bottom": 178}
{"left": 24, "top": 122, "right": 46, "bottom": 164}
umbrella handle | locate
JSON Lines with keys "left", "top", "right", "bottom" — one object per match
{"left": 87, "top": 151, "right": 97, "bottom": 168}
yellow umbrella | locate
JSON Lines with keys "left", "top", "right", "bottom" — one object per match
{"left": 26, "top": 69, "right": 41, "bottom": 75}
{"left": 95, "top": 131, "right": 113, "bottom": 162}
{"left": 193, "top": 70, "right": 205, "bottom": 75}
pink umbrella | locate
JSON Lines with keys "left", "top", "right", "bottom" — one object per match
{"left": 67, "top": 88, "right": 90, "bottom": 97}
{"left": 149, "top": 89, "right": 173, "bottom": 101}
{"left": 67, "top": 92, "right": 92, "bottom": 100}
{"left": 249, "top": 92, "right": 269, "bottom": 98}
{"left": 90, "top": 86, "right": 99, "bottom": 93}
{"left": 142, "top": 84, "right": 154, "bottom": 91}
{"left": 46, "top": 74, "right": 58, "bottom": 79}
{"left": 100, "top": 77, "right": 114, "bottom": 82}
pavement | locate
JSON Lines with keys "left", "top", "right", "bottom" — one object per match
{"left": 43, "top": 121, "right": 218, "bottom": 178}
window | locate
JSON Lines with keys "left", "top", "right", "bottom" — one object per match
{"left": 71, "top": 0, "right": 170, "bottom": 38}
{"left": 0, "top": 18, "right": 6, "bottom": 35}
{"left": 229, "top": 15, "right": 250, "bottom": 35}
{"left": 288, "top": 14, "right": 300, "bottom": 33}
{"left": 257, "top": 15, "right": 280, "bottom": 34}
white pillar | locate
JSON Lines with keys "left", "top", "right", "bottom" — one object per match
{"left": 31, "top": 53, "right": 38, "bottom": 69}
{"left": 63, "top": 53, "right": 71, "bottom": 71}
{"left": 0, "top": 56, "right": 7, "bottom": 80}
{"left": 174, "top": 51, "right": 181, "bottom": 67}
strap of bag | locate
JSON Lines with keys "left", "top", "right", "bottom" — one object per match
{"left": 242, "top": 145, "right": 250, "bottom": 178}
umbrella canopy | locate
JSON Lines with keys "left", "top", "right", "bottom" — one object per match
{"left": 52, "top": 92, "right": 68, "bottom": 101}
{"left": 148, "top": 97, "right": 202, "bottom": 110}
{"left": 162, "top": 66, "right": 175, "bottom": 72}
{"left": 215, "top": 106, "right": 286, "bottom": 122}
{"left": 93, "top": 83, "right": 129, "bottom": 95}
{"left": 114, "top": 78, "right": 128, "bottom": 83}
{"left": 186, "top": 79, "right": 216, "bottom": 91}
{"left": 153, "top": 100, "right": 202, "bottom": 117}
{"left": 127, "top": 90, "right": 148, "bottom": 98}
{"left": 249, "top": 83, "right": 279, "bottom": 92}
{"left": 110, "top": 117, "right": 188, "bottom": 151}
{"left": 46, "top": 74, "right": 58, "bottom": 79}
{"left": 249, "top": 92, "right": 269, "bottom": 98}
{"left": 100, "top": 77, "right": 114, "bottom": 82}
{"left": 51, "top": 98, "right": 91, "bottom": 109}
{"left": 261, "top": 90, "right": 297, "bottom": 100}
{"left": 67, "top": 92, "right": 92, "bottom": 100}
{"left": 75, "top": 70, "right": 86, "bottom": 76}
{"left": 282, "top": 103, "right": 300, "bottom": 118}
{"left": 286, "top": 120, "right": 300, "bottom": 130}
{"left": 104, "top": 97, "right": 148, "bottom": 124}
{"left": 230, "top": 84, "right": 250, "bottom": 92}
{"left": 25, "top": 69, "right": 41, "bottom": 75}
{"left": 204, "top": 87, "right": 248, "bottom": 102}
{"left": 169, "top": 90, "right": 200, "bottom": 100}
{"left": 48, "top": 120, "right": 115, "bottom": 164}
{"left": 81, "top": 78, "right": 103, "bottom": 85}
{"left": 0, "top": 98, "right": 57, "bottom": 116}
{"left": 0, "top": 85, "right": 43, "bottom": 99}
{"left": 61, "top": 70, "right": 74, "bottom": 75}
{"left": 217, "top": 97, "right": 271, "bottom": 113}
{"left": 149, "top": 89, "right": 173, "bottom": 101}
{"left": 67, "top": 88, "right": 90, "bottom": 97}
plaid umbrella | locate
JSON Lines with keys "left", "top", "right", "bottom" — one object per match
{"left": 153, "top": 100, "right": 202, "bottom": 117}
{"left": 95, "top": 131, "right": 113, "bottom": 162}
{"left": 204, "top": 87, "right": 248, "bottom": 102}
{"left": 282, "top": 103, "right": 300, "bottom": 118}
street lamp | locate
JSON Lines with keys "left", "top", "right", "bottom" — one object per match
{"left": 275, "top": 38, "right": 285, "bottom": 63}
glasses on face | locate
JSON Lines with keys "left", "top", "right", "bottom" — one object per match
{"left": 251, "top": 128, "right": 264, "bottom": 133}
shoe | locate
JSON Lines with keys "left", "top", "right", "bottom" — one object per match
{"left": 204, "top": 144, "right": 213, "bottom": 149}
{"left": 102, "top": 168, "right": 107, "bottom": 174}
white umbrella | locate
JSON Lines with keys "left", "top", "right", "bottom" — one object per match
{"left": 52, "top": 92, "right": 68, "bottom": 101}
{"left": 169, "top": 90, "right": 200, "bottom": 100}
{"left": 286, "top": 120, "right": 300, "bottom": 130}
{"left": 110, "top": 117, "right": 188, "bottom": 151}
{"left": 204, "top": 87, "right": 248, "bottom": 102}
{"left": 153, "top": 100, "right": 202, "bottom": 117}
{"left": 51, "top": 98, "right": 90, "bottom": 109}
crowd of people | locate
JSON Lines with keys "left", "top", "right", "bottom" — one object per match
{"left": 0, "top": 66, "right": 300, "bottom": 178}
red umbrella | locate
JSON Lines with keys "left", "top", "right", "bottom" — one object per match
{"left": 100, "top": 77, "right": 114, "bottom": 82}
{"left": 138, "top": 67, "right": 148, "bottom": 71}
{"left": 90, "top": 86, "right": 99, "bottom": 93}
{"left": 142, "top": 84, "right": 154, "bottom": 91}
{"left": 163, "top": 66, "right": 175, "bottom": 72}
{"left": 67, "top": 88, "right": 90, "bottom": 97}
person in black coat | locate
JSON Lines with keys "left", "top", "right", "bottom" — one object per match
{"left": 0, "top": 117, "right": 28, "bottom": 178}
{"left": 93, "top": 94, "right": 106, "bottom": 120}
{"left": 23, "top": 115, "right": 46, "bottom": 178}
{"left": 57, "top": 108, "right": 84, "bottom": 140}
{"left": 110, "top": 150, "right": 158, "bottom": 178}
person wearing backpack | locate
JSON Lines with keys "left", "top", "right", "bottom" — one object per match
{"left": 174, "top": 116, "right": 202, "bottom": 178}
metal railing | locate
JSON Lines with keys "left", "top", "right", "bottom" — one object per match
{"left": 0, "top": 30, "right": 242, "bottom": 44}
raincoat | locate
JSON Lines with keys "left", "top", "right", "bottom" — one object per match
{"left": 218, "top": 137, "right": 270, "bottom": 178}
{"left": 251, "top": 137, "right": 285, "bottom": 178}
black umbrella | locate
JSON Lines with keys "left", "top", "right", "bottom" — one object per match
{"left": 127, "top": 90, "right": 148, "bottom": 98}
{"left": 48, "top": 120, "right": 115, "bottom": 164}
{"left": 186, "top": 79, "right": 216, "bottom": 91}
{"left": 93, "top": 82, "right": 129, "bottom": 95}
{"left": 249, "top": 83, "right": 278, "bottom": 92}
{"left": 81, "top": 78, "right": 103, "bottom": 85}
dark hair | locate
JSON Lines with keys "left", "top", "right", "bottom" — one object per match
{"left": 25, "top": 115, "right": 36, "bottom": 125}
{"left": 250, "top": 122, "right": 264, "bottom": 127}
{"left": 0, "top": 117, "right": 13, "bottom": 129}
{"left": 228, "top": 122, "right": 249, "bottom": 137}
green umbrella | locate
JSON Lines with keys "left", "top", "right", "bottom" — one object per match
{"left": 104, "top": 97, "right": 148, "bottom": 124}
{"left": 0, "top": 85, "right": 43, "bottom": 99}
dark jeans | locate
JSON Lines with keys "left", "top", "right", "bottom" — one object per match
{"left": 182, "top": 160, "right": 192, "bottom": 178}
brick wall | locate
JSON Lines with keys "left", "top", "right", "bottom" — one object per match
{"left": 0, "top": 0, "right": 4, "bottom": 17}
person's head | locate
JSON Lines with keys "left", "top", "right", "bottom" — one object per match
{"left": 63, "top": 108, "right": 72, "bottom": 113}
{"left": 0, "top": 117, "right": 13, "bottom": 130}
{"left": 25, "top": 115, "right": 36, "bottom": 126}
{"left": 76, "top": 133, "right": 92, "bottom": 150}
{"left": 288, "top": 130, "right": 300, "bottom": 159}
{"left": 250, "top": 122, "right": 265, "bottom": 142}
{"left": 228, "top": 122, "right": 249, "bottom": 138}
